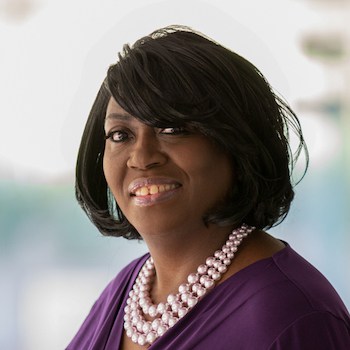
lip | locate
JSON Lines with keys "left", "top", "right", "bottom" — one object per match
{"left": 128, "top": 177, "right": 182, "bottom": 207}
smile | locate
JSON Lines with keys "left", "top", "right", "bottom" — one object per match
{"left": 133, "top": 184, "right": 178, "bottom": 197}
{"left": 128, "top": 178, "right": 181, "bottom": 206}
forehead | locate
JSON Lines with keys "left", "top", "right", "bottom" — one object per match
{"left": 105, "top": 97, "right": 132, "bottom": 121}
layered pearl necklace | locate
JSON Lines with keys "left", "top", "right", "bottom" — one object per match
{"left": 124, "top": 223, "right": 255, "bottom": 347}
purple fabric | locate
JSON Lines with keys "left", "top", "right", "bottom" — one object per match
{"left": 66, "top": 244, "right": 350, "bottom": 349}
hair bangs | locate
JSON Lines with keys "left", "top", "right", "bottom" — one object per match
{"left": 106, "top": 38, "right": 221, "bottom": 130}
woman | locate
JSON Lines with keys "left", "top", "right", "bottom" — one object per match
{"left": 67, "top": 26, "right": 350, "bottom": 349}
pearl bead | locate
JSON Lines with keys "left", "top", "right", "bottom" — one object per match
{"left": 191, "top": 283, "right": 201, "bottom": 293}
{"left": 139, "top": 284, "right": 150, "bottom": 292}
{"left": 124, "top": 305, "right": 131, "bottom": 313}
{"left": 199, "top": 274, "right": 209, "bottom": 285}
{"left": 223, "top": 258, "right": 231, "bottom": 266}
{"left": 157, "top": 302, "right": 167, "bottom": 314}
{"left": 131, "top": 333, "right": 138, "bottom": 343}
{"left": 151, "top": 319, "right": 161, "bottom": 331}
{"left": 214, "top": 250, "right": 222, "bottom": 258}
{"left": 196, "top": 286, "right": 206, "bottom": 297}
{"left": 178, "top": 283, "right": 189, "bottom": 293}
{"left": 167, "top": 294, "right": 177, "bottom": 304}
{"left": 142, "top": 322, "right": 151, "bottom": 334}
{"left": 229, "top": 233, "right": 236, "bottom": 240}
{"left": 181, "top": 292, "right": 190, "bottom": 302}
{"left": 217, "top": 264, "right": 227, "bottom": 273}
{"left": 226, "top": 252, "right": 234, "bottom": 259}
{"left": 222, "top": 245, "right": 230, "bottom": 254}
{"left": 187, "top": 273, "right": 199, "bottom": 284}
{"left": 168, "top": 316, "right": 178, "bottom": 327}
{"left": 187, "top": 296, "right": 198, "bottom": 307}
{"left": 218, "top": 252, "right": 226, "bottom": 260}
{"left": 171, "top": 301, "right": 181, "bottom": 312}
{"left": 197, "top": 264, "right": 208, "bottom": 274}
{"left": 131, "top": 315, "right": 140, "bottom": 326}
{"left": 178, "top": 307, "right": 188, "bottom": 318}
{"left": 136, "top": 320, "right": 143, "bottom": 332}
{"left": 204, "top": 278, "right": 214, "bottom": 289}
{"left": 137, "top": 334, "right": 146, "bottom": 346}
{"left": 207, "top": 267, "right": 216, "bottom": 276}
{"left": 138, "top": 297, "right": 148, "bottom": 307}
{"left": 139, "top": 290, "right": 147, "bottom": 298}
{"left": 157, "top": 324, "right": 168, "bottom": 336}
{"left": 161, "top": 312, "right": 171, "bottom": 324}
{"left": 140, "top": 276, "right": 149, "bottom": 284}
{"left": 206, "top": 257, "right": 216, "bottom": 266}
{"left": 148, "top": 305, "right": 157, "bottom": 317}
{"left": 146, "top": 331, "right": 157, "bottom": 344}
{"left": 213, "top": 260, "right": 220, "bottom": 269}
{"left": 143, "top": 268, "right": 154, "bottom": 277}
{"left": 130, "top": 310, "right": 138, "bottom": 318}
{"left": 211, "top": 272, "right": 221, "bottom": 281}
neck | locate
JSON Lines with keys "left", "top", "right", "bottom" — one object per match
{"left": 141, "top": 224, "right": 235, "bottom": 303}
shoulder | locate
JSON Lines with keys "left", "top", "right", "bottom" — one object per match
{"left": 212, "top": 243, "right": 350, "bottom": 348}
{"left": 269, "top": 311, "right": 350, "bottom": 349}
{"left": 247, "top": 243, "right": 350, "bottom": 321}
{"left": 65, "top": 253, "right": 149, "bottom": 349}
{"left": 271, "top": 244, "right": 349, "bottom": 318}
{"left": 250, "top": 244, "right": 350, "bottom": 347}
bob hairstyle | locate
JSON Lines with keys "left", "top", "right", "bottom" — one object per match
{"left": 75, "top": 25, "right": 308, "bottom": 240}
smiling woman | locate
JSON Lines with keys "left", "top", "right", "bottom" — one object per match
{"left": 68, "top": 25, "right": 350, "bottom": 349}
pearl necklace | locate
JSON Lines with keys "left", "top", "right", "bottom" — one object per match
{"left": 123, "top": 223, "right": 255, "bottom": 347}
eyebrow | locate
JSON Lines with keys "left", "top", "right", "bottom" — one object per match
{"left": 105, "top": 112, "right": 132, "bottom": 121}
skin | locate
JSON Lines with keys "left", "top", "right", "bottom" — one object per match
{"left": 103, "top": 97, "right": 285, "bottom": 349}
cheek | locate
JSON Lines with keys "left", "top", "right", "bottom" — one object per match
{"left": 181, "top": 148, "right": 233, "bottom": 195}
{"left": 102, "top": 153, "right": 112, "bottom": 185}
{"left": 207, "top": 157, "right": 234, "bottom": 195}
{"left": 103, "top": 152, "right": 124, "bottom": 198}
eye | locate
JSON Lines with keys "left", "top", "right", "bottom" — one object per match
{"left": 105, "top": 130, "right": 129, "bottom": 143}
{"left": 159, "top": 127, "right": 187, "bottom": 135}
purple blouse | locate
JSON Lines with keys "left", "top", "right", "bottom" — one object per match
{"left": 66, "top": 244, "right": 350, "bottom": 349}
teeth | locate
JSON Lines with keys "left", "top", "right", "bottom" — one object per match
{"left": 140, "top": 187, "right": 149, "bottom": 196}
{"left": 134, "top": 184, "right": 177, "bottom": 196}
{"left": 149, "top": 185, "right": 158, "bottom": 195}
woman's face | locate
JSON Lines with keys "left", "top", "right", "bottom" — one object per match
{"left": 103, "top": 97, "right": 234, "bottom": 236}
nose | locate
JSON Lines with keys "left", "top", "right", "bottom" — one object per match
{"left": 127, "top": 130, "right": 167, "bottom": 170}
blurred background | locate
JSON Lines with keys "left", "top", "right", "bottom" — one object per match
{"left": 1, "top": 0, "right": 349, "bottom": 349}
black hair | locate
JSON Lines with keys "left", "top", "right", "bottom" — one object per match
{"left": 75, "top": 25, "right": 308, "bottom": 239}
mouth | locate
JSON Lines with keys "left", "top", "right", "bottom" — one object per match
{"left": 128, "top": 178, "right": 182, "bottom": 206}
{"left": 131, "top": 183, "right": 179, "bottom": 197}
